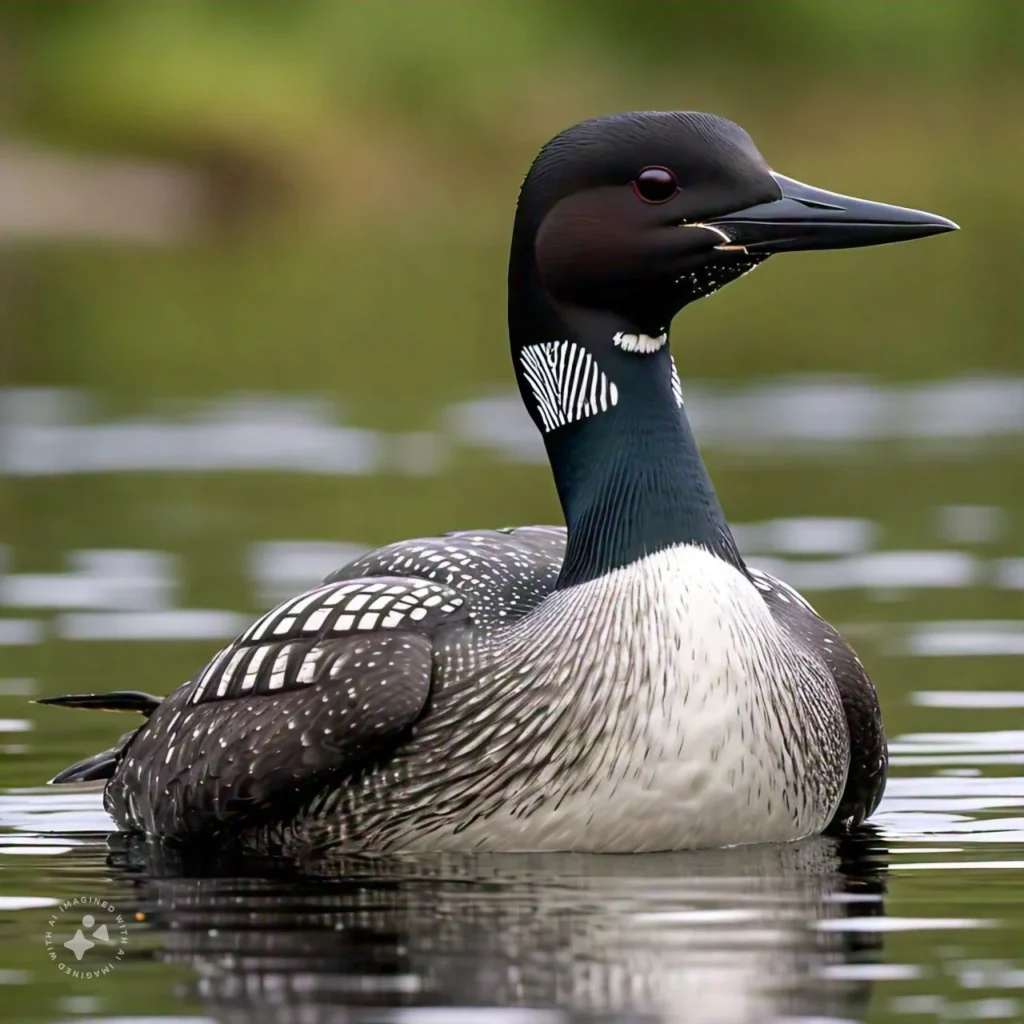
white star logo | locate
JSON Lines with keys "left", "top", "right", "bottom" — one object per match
{"left": 63, "top": 929, "right": 95, "bottom": 961}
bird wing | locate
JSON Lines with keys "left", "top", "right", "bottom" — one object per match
{"left": 47, "top": 526, "right": 568, "bottom": 839}
{"left": 325, "top": 525, "right": 566, "bottom": 626}
{"left": 105, "top": 575, "right": 469, "bottom": 838}
{"left": 746, "top": 566, "right": 887, "bottom": 829}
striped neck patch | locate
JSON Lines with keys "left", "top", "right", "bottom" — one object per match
{"left": 520, "top": 341, "right": 618, "bottom": 433}
{"left": 669, "top": 357, "right": 684, "bottom": 408}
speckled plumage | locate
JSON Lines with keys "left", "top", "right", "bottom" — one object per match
{"left": 84, "top": 527, "right": 878, "bottom": 853}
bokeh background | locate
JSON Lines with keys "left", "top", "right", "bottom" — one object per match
{"left": 1, "top": 3, "right": 1023, "bottom": 1022}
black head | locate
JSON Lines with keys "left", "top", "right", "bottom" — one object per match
{"left": 515, "top": 111, "right": 776, "bottom": 332}
{"left": 509, "top": 110, "right": 956, "bottom": 344}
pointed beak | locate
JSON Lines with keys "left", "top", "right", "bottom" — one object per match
{"left": 704, "top": 173, "right": 958, "bottom": 253}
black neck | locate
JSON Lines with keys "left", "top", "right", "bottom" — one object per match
{"left": 549, "top": 340, "right": 743, "bottom": 588}
{"left": 508, "top": 249, "right": 744, "bottom": 588}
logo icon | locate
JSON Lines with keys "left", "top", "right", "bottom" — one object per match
{"left": 44, "top": 897, "right": 129, "bottom": 979}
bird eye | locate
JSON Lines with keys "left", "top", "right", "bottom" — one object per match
{"left": 633, "top": 167, "right": 679, "bottom": 204}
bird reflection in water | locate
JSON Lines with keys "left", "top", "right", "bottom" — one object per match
{"left": 106, "top": 827, "right": 887, "bottom": 1024}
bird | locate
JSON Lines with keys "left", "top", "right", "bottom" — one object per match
{"left": 40, "top": 111, "right": 956, "bottom": 855}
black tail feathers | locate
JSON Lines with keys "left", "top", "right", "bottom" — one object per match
{"left": 36, "top": 691, "right": 162, "bottom": 716}
{"left": 49, "top": 747, "right": 125, "bottom": 784}
{"left": 36, "top": 690, "right": 163, "bottom": 785}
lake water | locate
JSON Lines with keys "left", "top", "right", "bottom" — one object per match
{"left": 1, "top": 379, "right": 1022, "bottom": 1024}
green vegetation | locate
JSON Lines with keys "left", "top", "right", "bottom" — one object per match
{"left": 2, "top": 0, "right": 1020, "bottom": 388}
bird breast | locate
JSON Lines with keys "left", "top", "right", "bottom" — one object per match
{"left": 417, "top": 543, "right": 849, "bottom": 852}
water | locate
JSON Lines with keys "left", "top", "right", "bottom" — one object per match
{"left": 2, "top": 380, "right": 1022, "bottom": 1024}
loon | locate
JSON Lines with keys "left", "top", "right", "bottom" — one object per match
{"left": 41, "top": 112, "right": 956, "bottom": 854}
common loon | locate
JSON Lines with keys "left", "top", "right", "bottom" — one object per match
{"left": 42, "top": 112, "right": 956, "bottom": 854}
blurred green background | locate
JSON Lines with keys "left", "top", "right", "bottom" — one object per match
{"left": 2, "top": 0, "right": 1020, "bottom": 394}
{"left": 1, "top": 4, "right": 1023, "bottom": 1021}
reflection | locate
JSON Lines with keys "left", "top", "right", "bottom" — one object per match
{"left": 104, "top": 828, "right": 888, "bottom": 1024}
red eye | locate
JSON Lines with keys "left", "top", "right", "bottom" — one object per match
{"left": 633, "top": 166, "right": 679, "bottom": 204}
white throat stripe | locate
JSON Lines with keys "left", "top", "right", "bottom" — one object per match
{"left": 613, "top": 331, "right": 667, "bottom": 354}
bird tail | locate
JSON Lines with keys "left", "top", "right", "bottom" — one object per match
{"left": 35, "top": 691, "right": 163, "bottom": 784}
{"left": 36, "top": 691, "right": 162, "bottom": 715}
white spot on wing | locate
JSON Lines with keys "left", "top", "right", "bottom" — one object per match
{"left": 286, "top": 585, "right": 336, "bottom": 616}
{"left": 302, "top": 607, "right": 330, "bottom": 632}
{"left": 268, "top": 644, "right": 293, "bottom": 690}
{"left": 297, "top": 647, "right": 323, "bottom": 684}
{"left": 216, "top": 648, "right": 247, "bottom": 697}
{"left": 240, "top": 644, "right": 271, "bottom": 690}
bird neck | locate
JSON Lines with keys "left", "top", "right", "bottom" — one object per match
{"left": 508, "top": 264, "right": 744, "bottom": 589}
{"left": 548, "top": 342, "right": 743, "bottom": 589}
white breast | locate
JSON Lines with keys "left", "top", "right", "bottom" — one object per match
{"left": 425, "top": 544, "right": 848, "bottom": 853}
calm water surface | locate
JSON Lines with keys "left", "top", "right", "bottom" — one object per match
{"left": 2, "top": 380, "right": 1022, "bottom": 1024}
